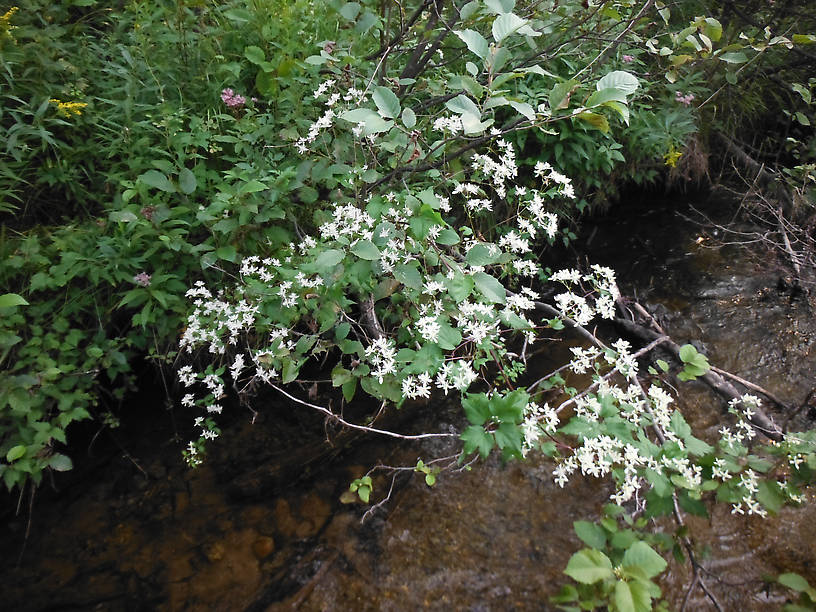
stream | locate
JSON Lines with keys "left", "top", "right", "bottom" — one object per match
{"left": 2, "top": 193, "right": 815, "bottom": 611}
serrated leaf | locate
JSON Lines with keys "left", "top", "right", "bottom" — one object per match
{"left": 446, "top": 272, "right": 474, "bottom": 302}
{"left": 564, "top": 549, "right": 614, "bottom": 584}
{"left": 615, "top": 580, "right": 636, "bottom": 612}
{"left": 373, "top": 86, "right": 400, "bottom": 119}
{"left": 461, "top": 424, "right": 494, "bottom": 458}
{"left": 455, "top": 29, "right": 490, "bottom": 60}
{"left": 463, "top": 393, "right": 492, "bottom": 425}
{"left": 466, "top": 243, "right": 500, "bottom": 266}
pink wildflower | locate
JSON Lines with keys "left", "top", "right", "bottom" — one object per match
{"left": 221, "top": 88, "right": 247, "bottom": 109}
{"left": 675, "top": 91, "right": 695, "bottom": 106}
{"left": 622, "top": 54, "right": 634, "bottom": 63}
{"left": 133, "top": 272, "right": 152, "bottom": 287}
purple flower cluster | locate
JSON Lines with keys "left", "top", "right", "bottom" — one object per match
{"left": 221, "top": 88, "right": 246, "bottom": 109}
{"left": 622, "top": 54, "right": 634, "bottom": 63}
{"left": 675, "top": 90, "right": 695, "bottom": 106}
{"left": 133, "top": 271, "right": 152, "bottom": 287}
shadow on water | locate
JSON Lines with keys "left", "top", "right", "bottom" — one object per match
{"left": 2, "top": 192, "right": 816, "bottom": 610}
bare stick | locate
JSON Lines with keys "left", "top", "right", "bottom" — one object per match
{"left": 269, "top": 383, "right": 457, "bottom": 441}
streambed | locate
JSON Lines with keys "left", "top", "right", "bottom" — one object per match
{"left": 2, "top": 193, "right": 815, "bottom": 611}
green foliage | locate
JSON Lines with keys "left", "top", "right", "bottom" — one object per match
{"left": 677, "top": 344, "right": 711, "bottom": 381}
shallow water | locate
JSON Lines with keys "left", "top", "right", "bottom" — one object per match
{"left": 2, "top": 194, "right": 815, "bottom": 611}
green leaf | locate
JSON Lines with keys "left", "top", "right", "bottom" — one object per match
{"left": 446, "top": 272, "right": 474, "bottom": 302}
{"left": 586, "top": 87, "right": 630, "bottom": 107}
{"left": 622, "top": 541, "right": 667, "bottom": 579}
{"left": 0, "top": 293, "right": 28, "bottom": 307}
{"left": 339, "top": 2, "right": 361, "bottom": 20}
{"left": 435, "top": 229, "right": 460, "bottom": 245}
{"left": 455, "top": 29, "right": 490, "bottom": 60}
{"left": 678, "top": 344, "right": 697, "bottom": 363}
{"left": 138, "top": 170, "right": 176, "bottom": 193}
{"left": 576, "top": 112, "right": 609, "bottom": 133}
{"left": 351, "top": 240, "right": 381, "bottom": 260}
{"left": 316, "top": 249, "right": 345, "bottom": 272}
{"left": 436, "top": 323, "right": 462, "bottom": 350}
{"left": 48, "top": 454, "right": 73, "bottom": 472}
{"left": 372, "top": 86, "right": 401, "bottom": 119}
{"left": 401, "top": 107, "right": 417, "bottom": 129}
{"left": 718, "top": 51, "right": 748, "bottom": 63}
{"left": 178, "top": 168, "right": 197, "bottom": 194}
{"left": 779, "top": 572, "right": 811, "bottom": 593}
{"left": 549, "top": 80, "right": 578, "bottom": 111}
{"left": 473, "top": 271, "right": 506, "bottom": 304}
{"left": 6, "top": 445, "right": 26, "bottom": 462}
{"left": 614, "top": 580, "right": 636, "bottom": 612}
{"left": 463, "top": 393, "right": 491, "bottom": 425}
{"left": 216, "top": 245, "right": 238, "bottom": 262}
{"left": 656, "top": 359, "right": 669, "bottom": 372}
{"left": 461, "top": 424, "right": 494, "bottom": 459}
{"left": 244, "top": 45, "right": 265, "bottom": 65}
{"left": 564, "top": 549, "right": 615, "bottom": 584}
{"left": 596, "top": 70, "right": 639, "bottom": 95}
{"left": 485, "top": 0, "right": 515, "bottom": 14}
{"left": 508, "top": 100, "right": 536, "bottom": 121}
{"left": 574, "top": 521, "right": 607, "bottom": 549}
{"left": 492, "top": 13, "right": 535, "bottom": 43}
{"left": 466, "top": 243, "right": 500, "bottom": 266}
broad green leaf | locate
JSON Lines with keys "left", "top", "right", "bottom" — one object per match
{"left": 792, "top": 34, "right": 816, "bottom": 45}
{"left": 702, "top": 17, "right": 723, "bottom": 42}
{"left": 363, "top": 115, "right": 394, "bottom": 136}
{"left": 473, "top": 271, "right": 506, "bottom": 304}
{"left": 339, "top": 108, "right": 380, "bottom": 124}
{"left": 401, "top": 107, "right": 417, "bottom": 129}
{"left": 576, "top": 112, "right": 610, "bottom": 133}
{"left": 394, "top": 264, "right": 422, "bottom": 289}
{"left": 316, "top": 248, "right": 345, "bottom": 272}
{"left": 446, "top": 272, "right": 474, "bottom": 302}
{"left": 718, "top": 51, "right": 748, "bottom": 63}
{"left": 509, "top": 100, "right": 536, "bottom": 121}
{"left": 779, "top": 572, "right": 811, "bottom": 593}
{"left": 49, "top": 454, "right": 73, "bottom": 472}
{"left": 216, "top": 245, "right": 238, "bottom": 262}
{"left": 466, "top": 243, "right": 500, "bottom": 266}
{"left": 564, "top": 549, "right": 615, "bottom": 584}
{"left": 139, "top": 170, "right": 176, "bottom": 193}
{"left": 463, "top": 393, "right": 492, "bottom": 425}
{"left": 678, "top": 344, "right": 697, "bottom": 363}
{"left": 455, "top": 29, "right": 489, "bottom": 60}
{"left": 792, "top": 83, "right": 812, "bottom": 105}
{"left": 435, "top": 229, "right": 460, "bottom": 245}
{"left": 622, "top": 541, "right": 667, "bottom": 578}
{"left": 373, "top": 86, "right": 400, "bottom": 119}
{"left": 0, "top": 293, "right": 28, "bottom": 307}
{"left": 461, "top": 424, "right": 494, "bottom": 458}
{"left": 484, "top": 0, "right": 515, "bottom": 13}
{"left": 614, "top": 580, "right": 636, "bottom": 612}
{"left": 446, "top": 94, "right": 482, "bottom": 117}
{"left": 339, "top": 2, "right": 361, "bottom": 20}
{"left": 178, "top": 168, "right": 197, "bottom": 194}
{"left": 351, "top": 240, "right": 381, "bottom": 260}
{"left": 6, "top": 445, "right": 25, "bottom": 462}
{"left": 596, "top": 70, "right": 639, "bottom": 95}
{"left": 586, "top": 87, "right": 629, "bottom": 107}
{"left": 492, "top": 13, "right": 534, "bottom": 43}
{"left": 436, "top": 323, "right": 462, "bottom": 350}
{"left": 244, "top": 45, "right": 265, "bottom": 64}
{"left": 549, "top": 80, "right": 578, "bottom": 111}
{"left": 573, "top": 521, "right": 607, "bottom": 549}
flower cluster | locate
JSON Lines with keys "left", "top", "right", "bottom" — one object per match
{"left": 221, "top": 88, "right": 247, "bottom": 108}
{"left": 674, "top": 90, "right": 695, "bottom": 106}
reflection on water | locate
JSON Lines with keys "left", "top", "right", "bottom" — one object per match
{"left": 2, "top": 195, "right": 815, "bottom": 610}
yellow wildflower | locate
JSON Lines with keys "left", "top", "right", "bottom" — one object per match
{"left": 663, "top": 146, "right": 683, "bottom": 168}
{"left": 1, "top": 6, "right": 19, "bottom": 39}
{"left": 49, "top": 98, "right": 88, "bottom": 118}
